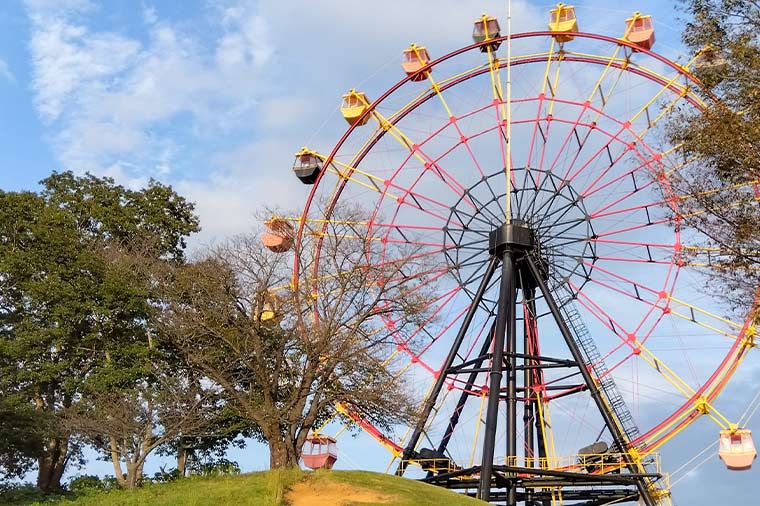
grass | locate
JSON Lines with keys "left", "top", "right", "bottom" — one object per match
{"left": 307, "top": 470, "right": 485, "bottom": 506}
{"left": 7, "top": 469, "right": 485, "bottom": 506}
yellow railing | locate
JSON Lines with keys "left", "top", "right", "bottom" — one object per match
{"left": 402, "top": 452, "right": 662, "bottom": 475}
{"left": 504, "top": 452, "right": 661, "bottom": 474}
{"left": 399, "top": 458, "right": 461, "bottom": 476}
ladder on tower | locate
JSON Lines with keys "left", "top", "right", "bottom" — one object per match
{"left": 550, "top": 277, "right": 669, "bottom": 503}
{"left": 555, "top": 285, "right": 642, "bottom": 446}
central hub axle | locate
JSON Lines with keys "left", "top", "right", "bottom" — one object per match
{"left": 488, "top": 219, "right": 536, "bottom": 256}
{"left": 488, "top": 220, "right": 547, "bottom": 290}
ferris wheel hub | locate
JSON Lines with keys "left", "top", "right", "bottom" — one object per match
{"left": 488, "top": 220, "right": 535, "bottom": 255}
{"left": 445, "top": 169, "right": 590, "bottom": 300}
{"left": 488, "top": 221, "right": 549, "bottom": 291}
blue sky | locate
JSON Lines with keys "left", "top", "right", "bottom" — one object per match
{"left": 0, "top": 0, "right": 688, "bottom": 243}
{"left": 4, "top": 1, "right": 760, "bottom": 504}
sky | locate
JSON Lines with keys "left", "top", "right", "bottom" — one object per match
{"left": 4, "top": 0, "right": 760, "bottom": 504}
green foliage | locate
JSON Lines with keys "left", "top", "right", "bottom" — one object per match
{"left": 0, "top": 399, "right": 48, "bottom": 480}
{"left": 0, "top": 483, "right": 69, "bottom": 505}
{"left": 189, "top": 458, "right": 241, "bottom": 477}
{"left": 67, "top": 475, "right": 118, "bottom": 492}
{"left": 0, "top": 171, "right": 200, "bottom": 489}
{"left": 11, "top": 471, "right": 483, "bottom": 506}
{"left": 148, "top": 468, "right": 181, "bottom": 484}
{"left": 37, "top": 171, "right": 198, "bottom": 262}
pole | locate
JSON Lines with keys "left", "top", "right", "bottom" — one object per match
{"left": 505, "top": 0, "right": 513, "bottom": 224}
{"left": 506, "top": 267, "right": 518, "bottom": 506}
{"left": 523, "top": 287, "right": 535, "bottom": 505}
{"left": 478, "top": 251, "right": 516, "bottom": 501}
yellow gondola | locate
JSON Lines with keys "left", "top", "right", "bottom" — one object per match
{"left": 260, "top": 292, "right": 283, "bottom": 322}
{"left": 340, "top": 89, "right": 371, "bottom": 126}
{"left": 549, "top": 3, "right": 578, "bottom": 42}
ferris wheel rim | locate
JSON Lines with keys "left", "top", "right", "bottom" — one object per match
{"left": 291, "top": 28, "right": 757, "bottom": 476}
{"left": 292, "top": 30, "right": 714, "bottom": 267}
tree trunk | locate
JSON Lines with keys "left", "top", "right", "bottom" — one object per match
{"left": 109, "top": 436, "right": 127, "bottom": 488}
{"left": 268, "top": 438, "right": 300, "bottom": 469}
{"left": 125, "top": 462, "right": 141, "bottom": 489}
{"left": 177, "top": 443, "right": 188, "bottom": 477}
{"left": 36, "top": 437, "right": 68, "bottom": 492}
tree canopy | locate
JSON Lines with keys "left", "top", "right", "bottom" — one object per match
{"left": 155, "top": 209, "right": 436, "bottom": 468}
{"left": 0, "top": 171, "right": 199, "bottom": 490}
{"left": 0, "top": 173, "right": 434, "bottom": 488}
{"left": 667, "top": 0, "right": 760, "bottom": 308}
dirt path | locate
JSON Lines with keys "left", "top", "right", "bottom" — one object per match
{"left": 286, "top": 480, "right": 396, "bottom": 506}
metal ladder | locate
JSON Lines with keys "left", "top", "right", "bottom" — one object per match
{"left": 547, "top": 268, "right": 668, "bottom": 503}
{"left": 555, "top": 285, "right": 642, "bottom": 446}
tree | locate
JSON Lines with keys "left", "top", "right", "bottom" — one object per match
{"left": 159, "top": 410, "right": 256, "bottom": 478}
{"left": 0, "top": 399, "right": 47, "bottom": 482}
{"left": 666, "top": 0, "right": 760, "bottom": 309}
{"left": 57, "top": 241, "right": 230, "bottom": 489}
{"left": 0, "top": 171, "right": 199, "bottom": 491}
{"left": 154, "top": 207, "right": 435, "bottom": 468}
{"left": 63, "top": 371, "right": 221, "bottom": 489}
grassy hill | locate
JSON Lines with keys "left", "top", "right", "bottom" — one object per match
{"left": 13, "top": 470, "right": 486, "bottom": 506}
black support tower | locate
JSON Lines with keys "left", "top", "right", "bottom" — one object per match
{"left": 396, "top": 220, "right": 661, "bottom": 505}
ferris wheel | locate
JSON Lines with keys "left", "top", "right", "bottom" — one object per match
{"left": 265, "top": 3, "right": 760, "bottom": 505}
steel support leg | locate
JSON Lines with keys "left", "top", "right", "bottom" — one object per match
{"left": 396, "top": 256, "right": 499, "bottom": 476}
{"left": 525, "top": 255, "right": 655, "bottom": 506}
{"left": 436, "top": 321, "right": 496, "bottom": 457}
{"left": 523, "top": 288, "right": 535, "bottom": 505}
{"left": 478, "top": 251, "right": 516, "bottom": 501}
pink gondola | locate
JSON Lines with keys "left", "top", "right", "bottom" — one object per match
{"left": 624, "top": 12, "right": 655, "bottom": 50}
{"left": 261, "top": 218, "right": 294, "bottom": 253}
{"left": 719, "top": 429, "right": 756, "bottom": 470}
{"left": 301, "top": 435, "right": 338, "bottom": 470}
{"left": 402, "top": 45, "right": 431, "bottom": 81}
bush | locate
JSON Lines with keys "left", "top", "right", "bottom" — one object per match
{"left": 190, "top": 458, "right": 240, "bottom": 477}
{"left": 67, "top": 475, "right": 103, "bottom": 492}
{"left": 0, "top": 483, "right": 66, "bottom": 504}
{"left": 67, "top": 474, "right": 118, "bottom": 492}
{"left": 149, "top": 467, "right": 181, "bottom": 484}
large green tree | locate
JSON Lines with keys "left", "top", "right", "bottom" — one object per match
{"left": 667, "top": 0, "right": 760, "bottom": 309}
{"left": 0, "top": 171, "right": 199, "bottom": 491}
{"left": 0, "top": 398, "right": 47, "bottom": 482}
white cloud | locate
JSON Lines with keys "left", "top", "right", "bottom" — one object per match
{"left": 142, "top": 4, "right": 158, "bottom": 25}
{"left": 25, "top": 0, "right": 273, "bottom": 175}
{"left": 29, "top": 20, "right": 140, "bottom": 121}
{"left": 21, "top": 0, "right": 321, "bottom": 243}
{"left": 215, "top": 10, "right": 273, "bottom": 69}
{"left": 20, "top": 0, "right": 645, "bottom": 248}
{"left": 0, "top": 59, "right": 13, "bottom": 83}
{"left": 176, "top": 180, "right": 255, "bottom": 242}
